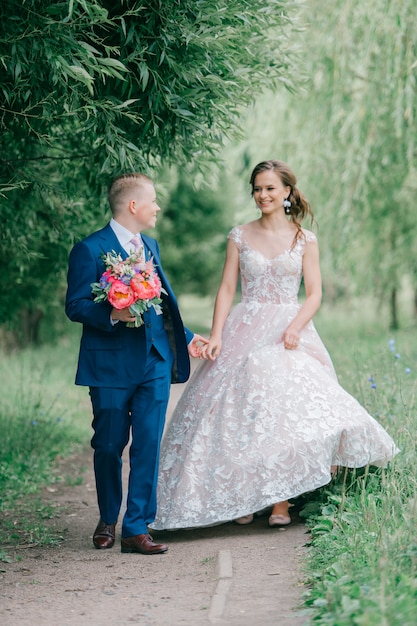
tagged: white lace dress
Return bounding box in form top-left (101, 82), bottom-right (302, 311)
top-left (151, 227), bottom-right (398, 530)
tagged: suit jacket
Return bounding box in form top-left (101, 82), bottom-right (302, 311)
top-left (65, 223), bottom-right (193, 387)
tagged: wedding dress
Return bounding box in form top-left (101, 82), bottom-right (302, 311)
top-left (151, 227), bottom-right (399, 530)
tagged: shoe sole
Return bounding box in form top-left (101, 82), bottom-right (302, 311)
top-left (233, 515), bottom-right (254, 525)
top-left (121, 546), bottom-right (168, 554)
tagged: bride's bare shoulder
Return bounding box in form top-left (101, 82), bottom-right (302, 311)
top-left (240, 220), bottom-right (260, 233)
top-left (301, 228), bottom-right (318, 244)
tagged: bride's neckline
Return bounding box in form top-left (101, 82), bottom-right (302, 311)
top-left (244, 242), bottom-right (293, 261)
top-left (239, 225), bottom-right (299, 261)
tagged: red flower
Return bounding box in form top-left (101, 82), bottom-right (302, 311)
top-left (108, 280), bottom-right (136, 309)
top-left (131, 275), bottom-right (159, 300)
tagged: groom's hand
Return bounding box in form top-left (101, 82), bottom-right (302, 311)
top-left (188, 334), bottom-right (209, 358)
top-left (111, 306), bottom-right (136, 323)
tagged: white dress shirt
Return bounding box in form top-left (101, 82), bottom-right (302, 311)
top-left (108, 219), bottom-right (143, 325)
top-left (110, 218), bottom-right (143, 254)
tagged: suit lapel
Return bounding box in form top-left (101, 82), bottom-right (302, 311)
top-left (141, 238), bottom-right (151, 262)
top-left (98, 224), bottom-right (128, 259)
top-left (142, 236), bottom-right (161, 265)
top-left (142, 236), bottom-right (171, 294)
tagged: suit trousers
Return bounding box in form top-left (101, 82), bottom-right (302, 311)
top-left (89, 347), bottom-right (173, 536)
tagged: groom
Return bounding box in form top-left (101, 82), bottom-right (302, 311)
top-left (65, 173), bottom-right (206, 554)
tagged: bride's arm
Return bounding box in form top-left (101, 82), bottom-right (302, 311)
top-left (283, 238), bottom-right (322, 350)
top-left (202, 239), bottom-right (240, 361)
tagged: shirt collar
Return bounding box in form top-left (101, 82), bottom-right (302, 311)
top-left (110, 218), bottom-right (142, 249)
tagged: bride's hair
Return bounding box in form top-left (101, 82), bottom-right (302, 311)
top-left (249, 160), bottom-right (315, 243)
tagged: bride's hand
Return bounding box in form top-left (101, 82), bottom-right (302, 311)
top-left (202, 336), bottom-right (222, 361)
top-left (283, 327), bottom-right (300, 350)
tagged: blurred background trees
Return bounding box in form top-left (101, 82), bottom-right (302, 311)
top-left (0, 0), bottom-right (298, 346)
top-left (1, 0), bottom-right (417, 347)
top-left (156, 172), bottom-right (232, 296)
top-left (302, 0), bottom-right (417, 330)
top-left (229, 0), bottom-right (417, 330)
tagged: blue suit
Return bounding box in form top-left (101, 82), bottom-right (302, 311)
top-left (66, 223), bottom-right (192, 536)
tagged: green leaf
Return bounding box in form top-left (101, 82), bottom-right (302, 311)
top-left (99, 57), bottom-right (128, 72)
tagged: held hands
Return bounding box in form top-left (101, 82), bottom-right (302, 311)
top-left (201, 335), bottom-right (222, 361)
top-left (188, 334), bottom-right (209, 358)
top-left (111, 308), bottom-right (209, 358)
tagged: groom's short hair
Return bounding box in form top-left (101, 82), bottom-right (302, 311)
top-left (108, 173), bottom-right (153, 215)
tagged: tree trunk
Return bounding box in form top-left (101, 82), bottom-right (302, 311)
top-left (3, 309), bottom-right (45, 349)
top-left (0, 309), bottom-right (44, 351)
top-left (389, 287), bottom-right (399, 330)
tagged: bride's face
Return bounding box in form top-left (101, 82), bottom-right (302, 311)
top-left (253, 171), bottom-right (290, 215)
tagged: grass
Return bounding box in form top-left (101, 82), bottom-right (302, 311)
top-left (1, 296), bottom-right (416, 624)
top-left (0, 321), bottom-right (90, 551)
top-left (299, 301), bottom-right (417, 625)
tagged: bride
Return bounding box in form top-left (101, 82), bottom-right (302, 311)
top-left (151, 159), bottom-right (399, 531)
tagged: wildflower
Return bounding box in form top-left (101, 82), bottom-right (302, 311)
top-left (388, 338), bottom-right (396, 352)
top-left (395, 353), bottom-right (400, 359)
top-left (371, 383), bottom-right (377, 389)
top-left (405, 368), bottom-right (411, 374)
top-left (31, 420), bottom-right (37, 426)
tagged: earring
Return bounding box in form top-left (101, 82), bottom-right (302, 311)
top-left (283, 198), bottom-right (291, 215)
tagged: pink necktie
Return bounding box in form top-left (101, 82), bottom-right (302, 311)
top-left (130, 236), bottom-right (143, 255)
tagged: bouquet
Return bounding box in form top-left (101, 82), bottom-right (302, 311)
top-left (91, 249), bottom-right (166, 328)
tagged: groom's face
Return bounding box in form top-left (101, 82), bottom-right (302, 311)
top-left (130, 183), bottom-right (161, 231)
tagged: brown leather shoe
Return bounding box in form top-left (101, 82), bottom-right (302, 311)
top-left (93, 521), bottom-right (116, 549)
top-left (121, 533), bottom-right (168, 555)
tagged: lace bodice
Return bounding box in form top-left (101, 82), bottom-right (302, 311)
top-left (229, 226), bottom-right (317, 306)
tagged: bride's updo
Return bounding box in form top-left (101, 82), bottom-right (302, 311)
top-left (250, 160), bottom-right (315, 241)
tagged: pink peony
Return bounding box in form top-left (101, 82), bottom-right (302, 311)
top-left (131, 275), bottom-right (160, 300)
top-left (108, 280), bottom-right (136, 309)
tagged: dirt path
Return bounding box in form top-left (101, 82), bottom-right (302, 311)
top-left (0, 381), bottom-right (310, 626)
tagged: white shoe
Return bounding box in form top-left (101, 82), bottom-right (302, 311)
top-left (268, 503), bottom-right (293, 527)
top-left (268, 513), bottom-right (291, 527)
top-left (268, 514), bottom-right (291, 528)
top-left (234, 514), bottom-right (254, 525)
